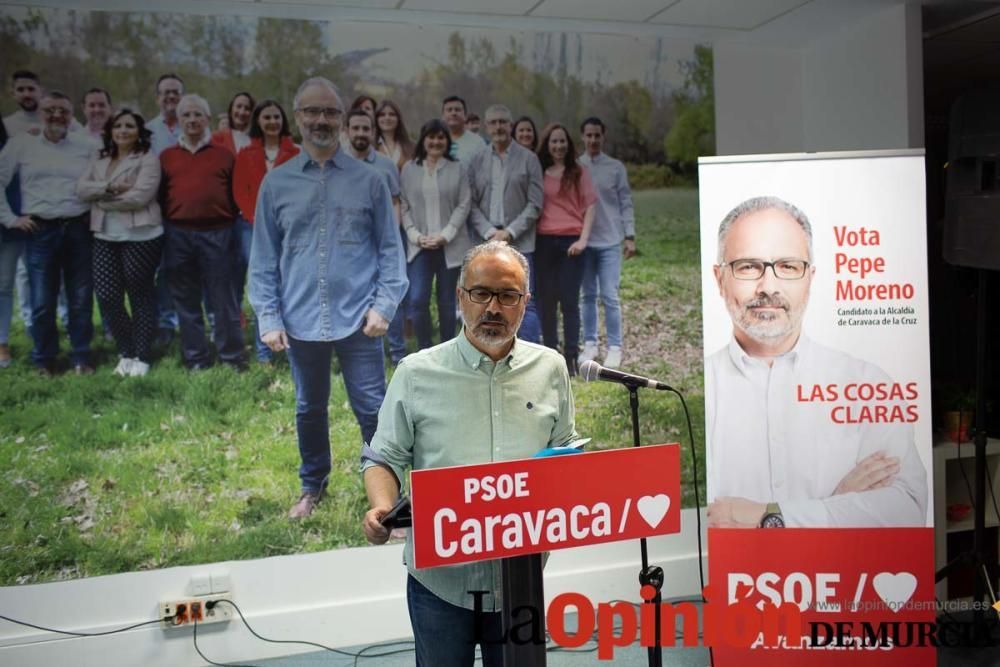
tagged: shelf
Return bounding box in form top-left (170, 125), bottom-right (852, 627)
top-left (945, 504), bottom-right (1000, 533)
top-left (934, 433), bottom-right (1000, 600)
top-left (932, 436), bottom-right (1000, 461)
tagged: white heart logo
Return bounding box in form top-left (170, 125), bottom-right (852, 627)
top-left (636, 494), bottom-right (671, 529)
top-left (872, 572), bottom-right (917, 613)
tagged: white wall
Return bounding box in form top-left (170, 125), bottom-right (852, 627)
top-left (715, 3), bottom-right (924, 155)
top-left (802, 3), bottom-right (924, 152)
top-left (714, 44), bottom-right (805, 155)
top-left (0, 509), bottom-right (709, 666)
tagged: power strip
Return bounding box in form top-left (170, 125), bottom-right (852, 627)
top-left (160, 594), bottom-right (233, 629)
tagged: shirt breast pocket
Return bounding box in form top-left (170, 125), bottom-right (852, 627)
top-left (283, 225), bottom-right (313, 249)
top-left (528, 398), bottom-right (559, 439)
top-left (334, 206), bottom-right (371, 245)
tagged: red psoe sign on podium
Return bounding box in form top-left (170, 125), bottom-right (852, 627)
top-left (411, 444), bottom-right (681, 569)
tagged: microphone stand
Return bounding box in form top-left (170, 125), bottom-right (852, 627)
top-left (626, 382), bottom-right (664, 667)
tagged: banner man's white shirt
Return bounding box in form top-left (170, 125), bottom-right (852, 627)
top-left (705, 334), bottom-right (928, 527)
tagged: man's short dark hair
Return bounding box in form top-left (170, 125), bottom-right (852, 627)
top-left (12, 70), bottom-right (39, 84)
top-left (580, 116), bottom-right (605, 133)
top-left (156, 73), bottom-right (184, 93)
top-left (467, 112), bottom-right (480, 123)
top-left (442, 95), bottom-right (467, 113)
top-left (346, 108), bottom-right (373, 128)
top-left (84, 87), bottom-right (112, 106)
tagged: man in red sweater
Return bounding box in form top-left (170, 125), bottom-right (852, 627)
top-left (159, 93), bottom-right (246, 370)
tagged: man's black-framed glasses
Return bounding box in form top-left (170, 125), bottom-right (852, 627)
top-left (460, 287), bottom-right (525, 307)
top-left (721, 258), bottom-right (810, 280)
top-left (297, 107), bottom-right (343, 121)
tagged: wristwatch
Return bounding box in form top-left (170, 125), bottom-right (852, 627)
top-left (759, 503), bottom-right (785, 528)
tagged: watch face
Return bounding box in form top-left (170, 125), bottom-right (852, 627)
top-left (761, 513), bottom-right (785, 528)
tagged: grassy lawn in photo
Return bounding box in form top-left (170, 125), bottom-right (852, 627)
top-left (0, 187), bottom-right (705, 586)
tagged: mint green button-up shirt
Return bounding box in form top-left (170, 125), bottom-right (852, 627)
top-left (363, 331), bottom-right (578, 610)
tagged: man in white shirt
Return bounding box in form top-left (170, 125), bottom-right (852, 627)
top-left (705, 196), bottom-right (927, 528)
top-left (0, 91), bottom-right (97, 375)
top-left (441, 95), bottom-right (484, 163)
top-left (81, 88), bottom-right (112, 141)
top-left (147, 73), bottom-right (184, 156)
top-left (577, 117), bottom-right (636, 369)
top-left (146, 73), bottom-right (184, 343)
top-left (6, 70), bottom-right (79, 334)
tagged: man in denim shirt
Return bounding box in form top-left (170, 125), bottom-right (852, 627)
top-left (249, 77), bottom-right (407, 519)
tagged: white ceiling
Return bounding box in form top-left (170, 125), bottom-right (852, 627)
top-left (10, 0), bottom-right (913, 46)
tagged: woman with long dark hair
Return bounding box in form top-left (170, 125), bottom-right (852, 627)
top-left (77, 109), bottom-right (163, 376)
top-left (534, 123), bottom-right (596, 375)
top-left (374, 100), bottom-right (414, 171)
top-left (233, 99), bottom-right (299, 363)
top-left (211, 91), bottom-right (255, 154)
top-left (513, 116), bottom-right (538, 152)
top-left (399, 119), bottom-right (471, 349)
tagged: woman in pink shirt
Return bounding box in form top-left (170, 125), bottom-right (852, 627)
top-left (535, 123), bottom-right (596, 375)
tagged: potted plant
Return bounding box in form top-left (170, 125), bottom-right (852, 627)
top-left (938, 384), bottom-right (976, 443)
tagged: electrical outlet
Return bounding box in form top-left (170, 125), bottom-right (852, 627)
top-left (188, 574), bottom-right (211, 596)
top-left (160, 593), bottom-right (233, 629)
top-left (210, 571), bottom-right (231, 593)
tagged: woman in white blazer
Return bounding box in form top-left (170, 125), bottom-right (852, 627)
top-left (77, 109), bottom-right (163, 376)
top-left (399, 119), bottom-right (472, 349)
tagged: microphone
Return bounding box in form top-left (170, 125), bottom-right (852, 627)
top-left (579, 360), bottom-right (674, 391)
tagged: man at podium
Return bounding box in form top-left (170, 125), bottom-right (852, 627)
top-left (361, 240), bottom-right (578, 666)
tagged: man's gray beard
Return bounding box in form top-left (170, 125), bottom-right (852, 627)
top-left (471, 327), bottom-right (514, 347)
top-left (306, 129), bottom-right (336, 148)
top-left (463, 312), bottom-right (522, 348)
top-left (737, 316), bottom-right (794, 342)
